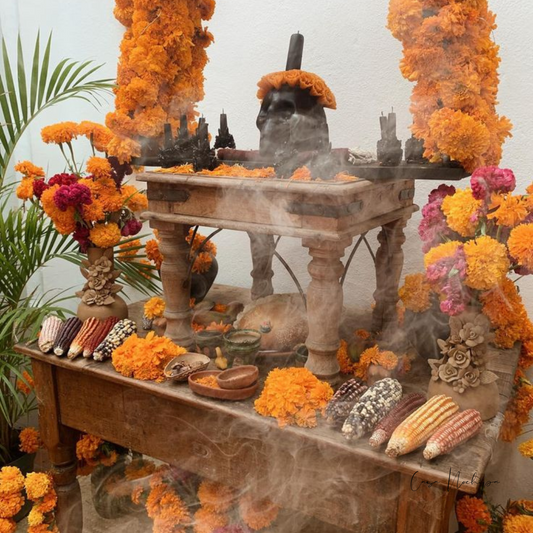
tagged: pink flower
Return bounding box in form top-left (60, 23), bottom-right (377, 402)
top-left (470, 166), bottom-right (516, 200)
top-left (53, 183), bottom-right (92, 211)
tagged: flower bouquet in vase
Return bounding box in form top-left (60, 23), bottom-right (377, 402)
top-left (15, 121), bottom-right (153, 321)
top-left (413, 167), bottom-right (533, 421)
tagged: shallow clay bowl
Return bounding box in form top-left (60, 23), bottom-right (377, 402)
top-left (189, 370), bottom-right (259, 400)
top-left (164, 353), bottom-right (210, 382)
top-left (216, 365), bottom-right (259, 390)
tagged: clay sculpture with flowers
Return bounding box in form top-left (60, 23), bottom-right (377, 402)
top-left (427, 311), bottom-right (499, 420)
top-left (76, 249), bottom-right (127, 321)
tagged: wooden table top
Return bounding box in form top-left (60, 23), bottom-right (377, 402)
top-left (16, 331), bottom-right (518, 495)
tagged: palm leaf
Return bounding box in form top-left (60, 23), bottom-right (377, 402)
top-left (0, 32), bottom-right (114, 184)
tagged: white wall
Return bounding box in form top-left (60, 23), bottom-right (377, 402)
top-left (2, 0), bottom-right (532, 510)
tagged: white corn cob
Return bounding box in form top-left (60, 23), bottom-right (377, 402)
top-left (342, 378), bottom-right (402, 441)
top-left (38, 316), bottom-right (63, 353)
top-left (386, 395), bottom-right (459, 458)
top-left (423, 409), bottom-right (482, 460)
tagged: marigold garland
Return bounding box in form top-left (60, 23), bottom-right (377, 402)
top-left (112, 331), bottom-right (186, 382)
top-left (254, 367), bottom-right (333, 428)
top-left (0, 466), bottom-right (24, 531)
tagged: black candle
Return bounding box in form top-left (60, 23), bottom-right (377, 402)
top-left (179, 114), bottom-right (188, 140)
top-left (380, 113), bottom-right (387, 139)
top-left (163, 123), bottom-right (173, 149)
top-left (220, 111), bottom-right (228, 133)
top-left (286, 32), bottom-right (304, 70)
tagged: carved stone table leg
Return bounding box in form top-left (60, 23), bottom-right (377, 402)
top-left (32, 359), bottom-right (82, 533)
top-left (303, 237), bottom-right (352, 379)
top-left (151, 221), bottom-right (195, 350)
top-left (372, 217), bottom-right (409, 335)
top-left (248, 232), bottom-right (275, 300)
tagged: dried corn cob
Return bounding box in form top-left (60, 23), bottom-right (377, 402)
top-left (342, 378), bottom-right (402, 441)
top-left (93, 319), bottom-right (137, 362)
top-left (325, 379), bottom-right (368, 426)
top-left (369, 392), bottom-right (426, 447)
top-left (423, 409), bottom-right (482, 460)
top-left (38, 316), bottom-right (63, 353)
top-left (68, 317), bottom-right (102, 360)
top-left (53, 317), bottom-right (83, 357)
top-left (386, 395), bottom-right (459, 458)
top-left (83, 316), bottom-right (119, 358)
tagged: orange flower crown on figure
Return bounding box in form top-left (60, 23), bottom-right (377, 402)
top-left (257, 70), bottom-right (337, 110)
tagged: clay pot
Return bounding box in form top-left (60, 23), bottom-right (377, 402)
top-left (77, 247), bottom-right (128, 322)
top-left (188, 371), bottom-right (259, 400)
top-left (427, 379), bottom-right (499, 421)
top-left (216, 366), bottom-right (259, 390)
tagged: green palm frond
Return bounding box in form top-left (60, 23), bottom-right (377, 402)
top-left (0, 32), bottom-right (114, 184)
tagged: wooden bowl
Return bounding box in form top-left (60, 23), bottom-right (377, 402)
top-left (216, 365), bottom-right (259, 390)
top-left (164, 353), bottom-right (211, 382)
top-left (189, 370), bottom-right (259, 400)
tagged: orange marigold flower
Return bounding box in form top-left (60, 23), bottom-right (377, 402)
top-left (19, 427), bottom-right (41, 454)
top-left (36, 490), bottom-right (57, 514)
top-left (14, 161), bottom-right (44, 178)
top-left (106, 135), bottom-right (141, 164)
top-left (456, 496), bottom-right (492, 533)
top-left (518, 439), bottom-right (533, 458)
top-left (76, 434), bottom-right (104, 464)
top-left (441, 188), bottom-right (483, 237)
top-left (197, 480), bottom-right (235, 513)
top-left (212, 303), bottom-right (228, 313)
top-left (144, 297), bottom-right (166, 320)
top-left (424, 241), bottom-right (462, 269)
top-left (16, 178), bottom-right (35, 201)
top-left (0, 467), bottom-right (24, 495)
top-left (40, 185), bottom-right (77, 235)
top-left (336, 339), bottom-right (354, 374)
top-left (0, 492), bottom-right (24, 519)
top-left (289, 166), bottom-right (312, 181)
top-left (16, 370), bottom-right (34, 395)
top-left (354, 345), bottom-right (381, 381)
top-left (118, 239), bottom-right (141, 261)
top-left (89, 222), bottom-right (122, 248)
top-left (78, 121), bottom-right (113, 153)
top-left (27, 508), bottom-right (44, 527)
top-left (86, 156), bottom-right (112, 179)
top-left (112, 331), bottom-right (186, 382)
top-left (24, 473), bottom-right (52, 501)
top-left (503, 514), bottom-right (533, 532)
top-left (204, 321), bottom-right (231, 334)
top-left (41, 121), bottom-right (79, 144)
top-left (0, 518), bottom-right (16, 533)
top-left (488, 194), bottom-right (529, 228)
top-left (146, 239), bottom-right (164, 270)
top-left (131, 486), bottom-right (144, 505)
top-left (121, 185), bottom-right (148, 212)
top-left (254, 367), bottom-right (333, 428)
top-left (193, 507), bottom-right (228, 533)
top-left (192, 252), bottom-right (213, 274)
top-left (125, 458), bottom-right (156, 481)
top-left (239, 493), bottom-right (280, 531)
top-left (399, 273), bottom-right (432, 312)
top-left (508, 224), bottom-right (533, 271)
top-left (377, 350), bottom-right (399, 371)
top-left (355, 329), bottom-right (371, 340)
top-left (154, 164), bottom-right (194, 174)
top-left (464, 236), bottom-right (509, 291)
top-left (186, 229), bottom-right (217, 256)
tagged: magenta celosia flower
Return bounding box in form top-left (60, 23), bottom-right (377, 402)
top-left (53, 183), bottom-right (92, 211)
top-left (73, 225), bottom-right (91, 253)
top-left (470, 166), bottom-right (516, 200)
top-left (418, 185), bottom-right (457, 251)
top-left (121, 218), bottom-right (142, 237)
top-left (32, 179), bottom-right (49, 199)
top-left (48, 173), bottom-right (79, 187)
top-left (428, 184), bottom-right (456, 203)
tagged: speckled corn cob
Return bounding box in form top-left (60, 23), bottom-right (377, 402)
top-left (369, 392), bottom-right (426, 447)
top-left (68, 317), bottom-right (102, 360)
top-left (342, 378), bottom-right (402, 441)
top-left (83, 316), bottom-right (119, 358)
top-left (386, 395), bottom-right (459, 458)
top-left (53, 317), bottom-right (83, 357)
top-left (38, 316), bottom-right (63, 353)
top-left (325, 379), bottom-right (368, 426)
top-left (93, 319), bottom-right (137, 362)
top-left (423, 409), bottom-right (482, 460)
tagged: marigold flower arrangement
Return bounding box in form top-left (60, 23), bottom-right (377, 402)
top-left (106, 0), bottom-right (215, 162)
top-left (112, 331), bottom-right (186, 382)
top-left (353, 345), bottom-right (407, 381)
top-left (25, 472), bottom-right (59, 533)
top-left (76, 433), bottom-right (121, 476)
top-left (0, 466), bottom-right (25, 533)
top-left (388, 0), bottom-right (512, 171)
top-left (15, 120), bottom-right (148, 255)
top-left (254, 367), bottom-right (333, 428)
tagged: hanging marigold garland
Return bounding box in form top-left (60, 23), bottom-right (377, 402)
top-left (107, 0), bottom-right (216, 162)
top-left (387, 0), bottom-right (512, 172)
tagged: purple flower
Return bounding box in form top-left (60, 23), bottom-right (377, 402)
top-left (428, 184), bottom-right (456, 203)
top-left (108, 156), bottom-right (133, 188)
top-left (73, 225), bottom-right (91, 253)
top-left (470, 166), bottom-right (516, 200)
top-left (53, 183), bottom-right (92, 211)
top-left (48, 173), bottom-right (79, 187)
top-left (121, 218), bottom-right (143, 237)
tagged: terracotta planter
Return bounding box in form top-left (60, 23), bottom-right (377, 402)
top-left (9, 452), bottom-right (36, 522)
top-left (77, 247), bottom-right (128, 322)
